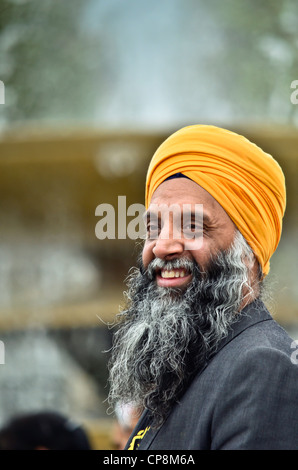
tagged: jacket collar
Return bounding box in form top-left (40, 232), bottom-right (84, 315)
top-left (215, 297), bottom-right (272, 353)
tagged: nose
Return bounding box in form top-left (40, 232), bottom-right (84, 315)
top-left (152, 225), bottom-right (185, 260)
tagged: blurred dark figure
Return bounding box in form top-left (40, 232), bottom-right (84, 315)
top-left (0, 411), bottom-right (91, 450)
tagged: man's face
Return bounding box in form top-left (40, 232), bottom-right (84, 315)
top-left (142, 177), bottom-right (237, 288)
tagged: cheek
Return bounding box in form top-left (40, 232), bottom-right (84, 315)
top-left (188, 237), bottom-right (213, 267)
top-left (142, 241), bottom-right (155, 268)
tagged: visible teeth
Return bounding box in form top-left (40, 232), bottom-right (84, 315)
top-left (161, 269), bottom-right (187, 278)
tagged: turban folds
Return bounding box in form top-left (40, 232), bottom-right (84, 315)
top-left (145, 125), bottom-right (286, 276)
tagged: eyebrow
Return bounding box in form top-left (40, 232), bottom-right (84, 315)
top-left (143, 209), bottom-right (213, 225)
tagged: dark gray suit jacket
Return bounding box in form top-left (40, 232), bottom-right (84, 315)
top-left (126, 300), bottom-right (298, 450)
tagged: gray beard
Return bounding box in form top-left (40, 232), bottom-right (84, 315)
top-left (108, 231), bottom-right (256, 428)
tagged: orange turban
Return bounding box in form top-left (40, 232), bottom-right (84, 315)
top-left (145, 125), bottom-right (286, 276)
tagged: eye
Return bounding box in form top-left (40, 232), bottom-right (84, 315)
top-left (184, 222), bottom-right (197, 231)
top-left (183, 222), bottom-right (203, 233)
top-left (146, 222), bottom-right (160, 239)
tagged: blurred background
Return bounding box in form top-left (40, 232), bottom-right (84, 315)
top-left (0, 0), bottom-right (297, 449)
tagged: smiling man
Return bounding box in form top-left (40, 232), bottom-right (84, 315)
top-left (108, 125), bottom-right (298, 450)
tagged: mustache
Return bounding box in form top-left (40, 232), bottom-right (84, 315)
top-left (141, 256), bottom-right (198, 280)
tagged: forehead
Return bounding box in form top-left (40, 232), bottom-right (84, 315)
top-left (149, 177), bottom-right (223, 214)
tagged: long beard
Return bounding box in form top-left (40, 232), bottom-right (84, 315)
top-left (108, 232), bottom-right (255, 428)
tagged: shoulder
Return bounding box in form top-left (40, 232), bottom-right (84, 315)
top-left (218, 299), bottom-right (295, 360)
top-left (212, 304), bottom-right (297, 383)
top-left (219, 334), bottom-right (298, 392)
top-left (208, 308), bottom-right (298, 449)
